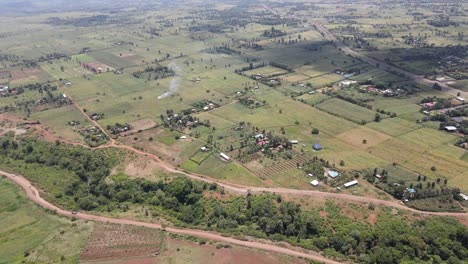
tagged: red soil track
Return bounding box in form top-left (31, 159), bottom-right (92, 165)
top-left (1, 170), bottom-right (342, 264)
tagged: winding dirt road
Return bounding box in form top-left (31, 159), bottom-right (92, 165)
top-left (0, 170), bottom-right (342, 264)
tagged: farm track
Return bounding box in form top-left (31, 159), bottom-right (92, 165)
top-left (1, 170), bottom-right (342, 264)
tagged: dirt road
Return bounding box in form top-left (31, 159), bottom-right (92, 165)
top-left (0, 170), bottom-right (342, 264)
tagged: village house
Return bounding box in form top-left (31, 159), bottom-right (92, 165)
top-left (344, 180), bottom-right (358, 188)
top-left (327, 170), bottom-right (340, 179)
top-left (339, 80), bottom-right (357, 87)
top-left (444, 126), bottom-right (457, 132)
top-left (220, 152), bottom-right (230, 162)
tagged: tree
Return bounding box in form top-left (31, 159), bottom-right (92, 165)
top-left (374, 113), bottom-right (381, 122)
top-left (78, 196), bottom-right (98, 210)
top-left (311, 128), bottom-right (319, 134)
top-left (433, 82), bottom-right (442, 91)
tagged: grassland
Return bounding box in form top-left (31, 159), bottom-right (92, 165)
top-left (0, 177), bottom-right (92, 264)
top-left (315, 98), bottom-right (377, 123)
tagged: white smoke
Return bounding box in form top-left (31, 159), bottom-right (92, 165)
top-left (158, 61), bottom-right (181, 100)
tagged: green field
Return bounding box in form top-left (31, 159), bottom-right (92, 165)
top-left (0, 178), bottom-right (92, 264)
top-left (315, 98), bottom-right (378, 123)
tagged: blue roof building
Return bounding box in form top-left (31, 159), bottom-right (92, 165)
top-left (313, 143), bottom-right (322, 150)
top-left (328, 171), bottom-right (340, 178)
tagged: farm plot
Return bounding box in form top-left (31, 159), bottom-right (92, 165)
top-left (369, 138), bottom-right (427, 164)
top-left (336, 126), bottom-right (392, 150)
top-left (401, 152), bottom-right (468, 192)
top-left (31, 105), bottom-right (90, 143)
top-left (306, 73), bottom-right (344, 87)
top-left (9, 67), bottom-right (52, 86)
top-left (89, 51), bottom-right (137, 69)
top-left (80, 224), bottom-right (163, 262)
top-left (256, 154), bottom-right (309, 178)
top-left (366, 117), bottom-right (421, 137)
top-left (297, 93), bottom-right (331, 106)
top-left (157, 235), bottom-right (308, 264)
top-left (40, 60), bottom-right (92, 80)
top-left (315, 98), bottom-right (377, 123)
top-left (0, 178), bottom-right (92, 264)
top-left (397, 128), bottom-right (458, 150)
top-left (189, 150), bottom-right (213, 164)
top-left (269, 168), bottom-right (314, 189)
top-left (242, 65), bottom-right (288, 76)
top-left (181, 155), bottom-right (264, 187)
top-left (317, 150), bottom-right (389, 170)
top-left (127, 118), bottom-right (157, 133)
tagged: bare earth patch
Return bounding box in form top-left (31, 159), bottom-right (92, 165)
top-left (80, 224), bottom-right (162, 262)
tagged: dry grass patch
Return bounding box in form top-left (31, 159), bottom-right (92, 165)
top-left (337, 126), bottom-right (392, 150)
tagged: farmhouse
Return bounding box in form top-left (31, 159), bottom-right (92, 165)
top-left (290, 140), bottom-right (299, 144)
top-left (310, 180), bottom-right (319, 187)
top-left (456, 97), bottom-right (465, 103)
top-left (0, 85), bottom-right (9, 92)
top-left (339, 80), bottom-right (357, 87)
top-left (254, 133), bottom-right (264, 139)
top-left (180, 135), bottom-right (187, 140)
top-left (313, 143), bottom-right (322, 151)
top-left (460, 193), bottom-right (468, 201)
top-left (220, 152), bottom-right (230, 161)
top-left (344, 180), bottom-right (358, 188)
top-left (327, 170), bottom-right (340, 179)
top-left (201, 146), bottom-right (208, 152)
top-left (444, 126), bottom-right (457, 132)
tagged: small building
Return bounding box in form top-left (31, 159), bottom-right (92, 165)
top-left (313, 143), bottom-right (322, 151)
top-left (65, 82), bottom-right (72, 86)
top-left (344, 180), bottom-right (358, 188)
top-left (220, 152), bottom-right (230, 161)
top-left (201, 146), bottom-right (208, 152)
top-left (339, 80), bottom-right (357, 87)
top-left (290, 140), bottom-right (299, 144)
top-left (406, 188), bottom-right (416, 194)
top-left (307, 173), bottom-right (313, 177)
top-left (328, 170), bottom-right (340, 179)
top-left (456, 97), bottom-right (465, 103)
top-left (254, 133), bottom-right (264, 139)
top-left (444, 126), bottom-right (457, 132)
top-left (310, 180), bottom-right (319, 187)
top-left (180, 135), bottom-right (187, 140)
top-left (460, 193), bottom-right (468, 201)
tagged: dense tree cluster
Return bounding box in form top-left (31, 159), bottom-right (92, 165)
top-left (132, 65), bottom-right (175, 80)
